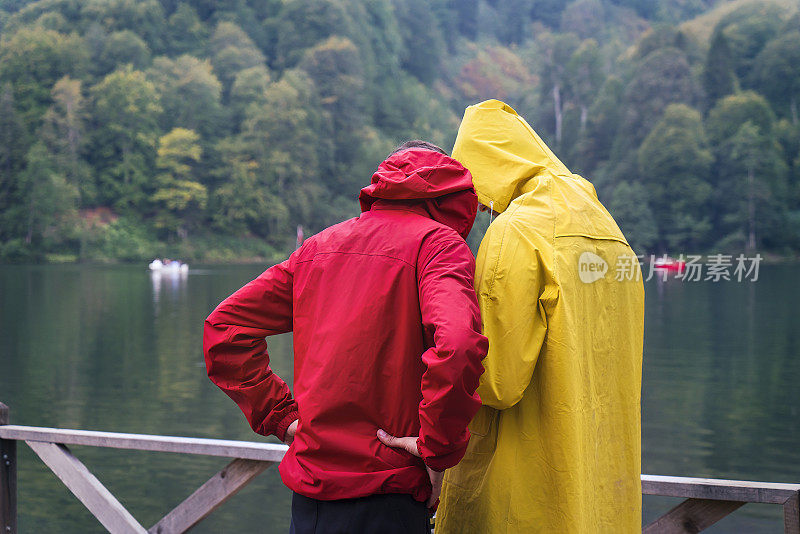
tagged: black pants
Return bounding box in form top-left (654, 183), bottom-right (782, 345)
top-left (289, 491), bottom-right (430, 534)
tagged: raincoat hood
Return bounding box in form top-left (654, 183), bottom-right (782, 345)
top-left (453, 99), bottom-right (572, 214)
top-left (360, 148), bottom-right (478, 239)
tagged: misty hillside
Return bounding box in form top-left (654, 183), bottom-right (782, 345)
top-left (0, 0), bottom-right (798, 261)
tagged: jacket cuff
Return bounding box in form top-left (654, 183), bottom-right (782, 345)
top-left (417, 436), bottom-right (467, 472)
top-left (275, 410), bottom-right (299, 442)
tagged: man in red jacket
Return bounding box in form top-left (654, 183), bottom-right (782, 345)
top-left (204, 141), bottom-right (488, 533)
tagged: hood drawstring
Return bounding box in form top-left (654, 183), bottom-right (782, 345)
top-left (489, 201), bottom-right (494, 225)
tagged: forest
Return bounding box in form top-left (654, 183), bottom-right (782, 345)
top-left (0, 0), bottom-right (799, 262)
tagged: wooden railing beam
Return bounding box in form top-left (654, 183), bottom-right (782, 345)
top-left (643, 498), bottom-right (745, 533)
top-left (642, 474), bottom-right (800, 504)
top-left (149, 458), bottom-right (272, 534)
top-left (0, 425), bottom-right (288, 462)
top-left (26, 441), bottom-right (146, 534)
top-left (3, 409), bottom-right (800, 534)
top-left (785, 492), bottom-right (800, 534)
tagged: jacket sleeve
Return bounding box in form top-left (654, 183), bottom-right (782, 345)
top-left (203, 257), bottom-right (298, 441)
top-left (475, 216), bottom-right (548, 410)
top-left (416, 235), bottom-right (488, 472)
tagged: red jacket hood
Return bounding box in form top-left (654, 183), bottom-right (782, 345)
top-left (359, 148), bottom-right (478, 239)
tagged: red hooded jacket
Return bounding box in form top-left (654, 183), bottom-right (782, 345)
top-left (204, 148), bottom-right (488, 503)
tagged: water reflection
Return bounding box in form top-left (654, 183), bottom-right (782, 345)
top-left (149, 268), bottom-right (188, 310)
top-left (1, 264), bottom-right (798, 532)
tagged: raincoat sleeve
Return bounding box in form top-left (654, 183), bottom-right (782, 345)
top-left (476, 217), bottom-right (548, 410)
top-left (416, 235), bottom-right (488, 472)
top-left (203, 257), bottom-right (298, 442)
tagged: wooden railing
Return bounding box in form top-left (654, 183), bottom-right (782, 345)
top-left (0, 403), bottom-right (285, 533)
top-left (1, 402), bottom-right (799, 533)
top-left (642, 475), bottom-right (800, 534)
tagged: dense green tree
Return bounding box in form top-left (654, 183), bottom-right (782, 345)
top-left (84, 22), bottom-right (107, 62)
top-left (716, 121), bottom-right (789, 251)
top-left (312, 0), bottom-right (402, 127)
top-left (493, 0), bottom-right (533, 45)
top-left (610, 0), bottom-right (715, 23)
top-left (384, 72), bottom-right (458, 148)
top-left (272, 0), bottom-right (348, 70)
top-left (1, 0), bottom-right (85, 32)
top-left (0, 83), bottom-right (27, 239)
top-left (152, 128), bottom-right (207, 239)
top-left (0, 27), bottom-right (89, 121)
top-left (229, 64), bottom-right (271, 126)
top-left (566, 38), bottom-right (602, 134)
top-left (632, 25), bottom-right (685, 60)
top-left (598, 46), bottom-right (700, 193)
top-left (540, 32), bottom-right (580, 149)
top-left (560, 0), bottom-right (605, 39)
top-left (96, 30), bottom-right (151, 74)
top-left (90, 66), bottom-right (162, 211)
top-left (774, 119), bottom-right (800, 207)
top-left (578, 76), bottom-right (623, 178)
top-left (392, 0), bottom-right (446, 83)
top-left (728, 122), bottom-right (766, 252)
top-left (529, 0), bottom-right (566, 28)
top-left (795, 150), bottom-right (800, 209)
top-left (608, 180), bottom-right (658, 254)
top-left (208, 21), bottom-right (266, 89)
top-left (456, 42), bottom-right (537, 102)
top-left (0, 83), bottom-right (26, 180)
top-left (39, 76), bottom-right (94, 204)
top-left (653, 0), bottom-right (711, 24)
top-left (607, 0), bottom-right (656, 19)
top-left (783, 11), bottom-right (800, 34)
top-left (638, 104), bottom-right (713, 251)
top-left (166, 3), bottom-right (207, 56)
top-left (80, 0), bottom-right (166, 53)
top-left (707, 93), bottom-right (788, 251)
top-left (17, 141), bottom-right (78, 247)
top-left (148, 55), bottom-right (223, 138)
top-left (713, 2), bottom-right (788, 82)
top-left (451, 0), bottom-right (478, 39)
top-left (211, 141), bottom-right (287, 237)
top-left (29, 10), bottom-right (68, 32)
top-left (753, 31), bottom-right (800, 124)
top-left (614, 47), bottom-right (700, 157)
top-left (300, 36), bottom-right (366, 190)
top-left (703, 30), bottom-right (736, 108)
top-left (230, 69), bottom-right (332, 239)
top-left (706, 91), bottom-right (775, 145)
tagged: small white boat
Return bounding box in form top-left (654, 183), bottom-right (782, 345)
top-left (149, 259), bottom-right (189, 273)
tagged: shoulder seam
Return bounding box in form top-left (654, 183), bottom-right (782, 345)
top-left (296, 250), bottom-right (415, 267)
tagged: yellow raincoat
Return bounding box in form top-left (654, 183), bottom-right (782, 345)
top-left (437, 100), bottom-right (644, 533)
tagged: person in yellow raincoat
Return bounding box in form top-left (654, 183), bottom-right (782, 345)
top-left (435, 100), bottom-right (645, 533)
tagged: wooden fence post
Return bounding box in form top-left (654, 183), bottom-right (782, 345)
top-left (0, 403), bottom-right (17, 534)
top-left (785, 492), bottom-right (800, 534)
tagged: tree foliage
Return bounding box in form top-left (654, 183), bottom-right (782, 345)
top-left (753, 31), bottom-right (800, 124)
top-left (90, 65), bottom-right (162, 212)
top-left (152, 127), bottom-right (207, 238)
top-left (0, 0), bottom-right (799, 261)
top-left (703, 30), bottom-right (736, 107)
top-left (638, 104), bottom-right (713, 251)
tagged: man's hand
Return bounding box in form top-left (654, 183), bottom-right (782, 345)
top-left (284, 420), bottom-right (299, 445)
top-left (377, 429), bottom-right (444, 508)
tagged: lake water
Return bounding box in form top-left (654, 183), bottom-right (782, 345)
top-left (1, 262), bottom-right (799, 533)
